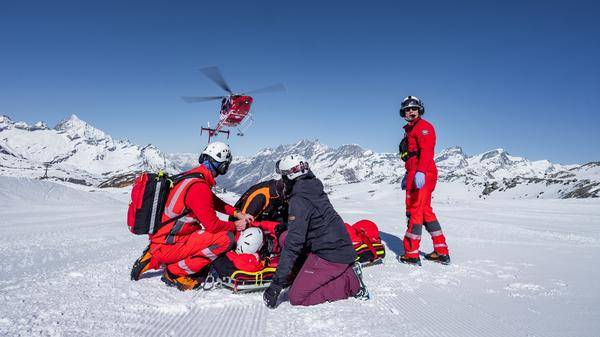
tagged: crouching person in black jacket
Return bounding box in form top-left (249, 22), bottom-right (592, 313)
top-left (263, 155), bottom-right (369, 308)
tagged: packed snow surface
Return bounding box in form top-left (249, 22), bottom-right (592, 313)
top-left (1, 177), bottom-right (599, 337)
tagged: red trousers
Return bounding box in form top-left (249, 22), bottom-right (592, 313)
top-left (151, 229), bottom-right (234, 276)
top-left (403, 171), bottom-right (449, 258)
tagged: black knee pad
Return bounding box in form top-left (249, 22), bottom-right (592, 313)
top-left (226, 231), bottom-right (236, 251)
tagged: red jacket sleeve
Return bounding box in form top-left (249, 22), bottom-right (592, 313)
top-left (212, 193), bottom-right (237, 217)
top-left (185, 182), bottom-right (235, 233)
top-left (416, 122), bottom-right (436, 173)
top-left (251, 220), bottom-right (279, 234)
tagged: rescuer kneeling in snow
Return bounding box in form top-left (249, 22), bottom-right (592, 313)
top-left (397, 96), bottom-right (451, 266)
top-left (130, 141), bottom-right (253, 290)
top-left (263, 155), bottom-right (369, 308)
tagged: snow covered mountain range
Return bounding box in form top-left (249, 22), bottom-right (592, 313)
top-left (1, 114), bottom-right (598, 198)
top-left (215, 140), bottom-right (599, 199)
top-left (0, 114), bottom-right (177, 187)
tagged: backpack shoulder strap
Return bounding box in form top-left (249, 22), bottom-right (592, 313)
top-left (170, 172), bottom-right (205, 185)
top-left (160, 173), bottom-right (206, 228)
top-left (359, 230), bottom-right (379, 261)
top-left (180, 173), bottom-right (207, 203)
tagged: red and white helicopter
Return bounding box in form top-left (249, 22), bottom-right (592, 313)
top-left (182, 66), bottom-right (286, 142)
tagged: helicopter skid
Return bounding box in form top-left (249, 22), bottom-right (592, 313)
top-left (201, 127), bottom-right (230, 142)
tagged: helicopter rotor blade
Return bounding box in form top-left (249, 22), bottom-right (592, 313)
top-left (243, 83), bottom-right (287, 95)
top-left (199, 66), bottom-right (233, 94)
top-left (181, 96), bottom-right (225, 103)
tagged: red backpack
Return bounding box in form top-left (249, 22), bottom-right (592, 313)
top-left (127, 171), bottom-right (204, 235)
top-left (353, 219), bottom-right (381, 258)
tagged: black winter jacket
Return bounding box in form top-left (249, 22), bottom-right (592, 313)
top-left (273, 172), bottom-right (356, 286)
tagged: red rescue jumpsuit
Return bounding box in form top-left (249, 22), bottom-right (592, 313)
top-left (402, 117), bottom-right (449, 258)
top-left (148, 165), bottom-right (237, 276)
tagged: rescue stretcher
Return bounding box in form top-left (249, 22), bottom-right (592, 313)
top-left (212, 243), bottom-right (386, 293)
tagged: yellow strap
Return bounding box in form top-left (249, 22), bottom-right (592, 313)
top-left (230, 267), bottom-right (276, 279)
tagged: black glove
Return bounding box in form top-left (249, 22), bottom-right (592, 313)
top-left (274, 223), bottom-right (288, 238)
top-left (263, 282), bottom-right (283, 309)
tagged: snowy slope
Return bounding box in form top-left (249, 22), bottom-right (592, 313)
top-left (1, 178), bottom-right (599, 337)
top-left (0, 176), bottom-right (123, 205)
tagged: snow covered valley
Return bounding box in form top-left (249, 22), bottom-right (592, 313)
top-left (1, 176), bottom-right (599, 337)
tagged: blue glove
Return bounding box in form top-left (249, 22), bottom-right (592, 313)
top-left (414, 171), bottom-right (425, 189)
top-left (401, 174), bottom-right (407, 190)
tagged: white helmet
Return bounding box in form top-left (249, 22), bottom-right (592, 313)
top-left (199, 141), bottom-right (232, 175)
top-left (236, 227), bottom-right (264, 254)
top-left (276, 154), bottom-right (310, 180)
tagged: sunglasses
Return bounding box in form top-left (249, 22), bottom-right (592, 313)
top-left (403, 106), bottom-right (420, 112)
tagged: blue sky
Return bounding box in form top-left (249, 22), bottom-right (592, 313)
top-left (1, 0), bottom-right (598, 164)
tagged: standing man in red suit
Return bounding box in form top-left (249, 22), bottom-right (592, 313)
top-left (397, 96), bottom-right (451, 266)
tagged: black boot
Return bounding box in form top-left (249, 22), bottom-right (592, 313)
top-left (351, 262), bottom-right (370, 300)
top-left (424, 251), bottom-right (451, 265)
top-left (397, 255), bottom-right (422, 266)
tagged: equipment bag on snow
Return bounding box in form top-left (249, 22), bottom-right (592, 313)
top-left (127, 171), bottom-right (204, 235)
top-left (349, 220), bottom-right (386, 266)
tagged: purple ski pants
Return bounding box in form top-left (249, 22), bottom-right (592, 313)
top-left (288, 253), bottom-right (360, 306)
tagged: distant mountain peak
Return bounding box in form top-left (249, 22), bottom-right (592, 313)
top-left (335, 144), bottom-right (366, 157)
top-left (31, 121), bottom-right (48, 131)
top-left (0, 115), bottom-right (13, 123)
top-left (437, 146), bottom-right (466, 156)
top-left (0, 115), bottom-right (15, 131)
top-left (0, 113), bottom-right (178, 186)
top-left (54, 114), bottom-right (111, 143)
top-left (436, 145), bottom-right (469, 169)
top-left (291, 138), bottom-right (326, 150)
top-left (481, 148), bottom-right (508, 157)
top-left (448, 145), bottom-right (465, 152)
top-left (296, 138), bottom-right (318, 146)
top-left (54, 114), bottom-right (87, 130)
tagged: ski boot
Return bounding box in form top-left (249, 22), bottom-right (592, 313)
top-left (161, 269), bottom-right (202, 291)
top-left (130, 245), bottom-right (153, 281)
top-left (351, 262), bottom-right (370, 300)
top-left (397, 255), bottom-right (422, 266)
top-left (424, 251), bottom-right (451, 265)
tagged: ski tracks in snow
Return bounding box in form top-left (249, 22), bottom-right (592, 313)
top-left (1, 186), bottom-right (599, 336)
